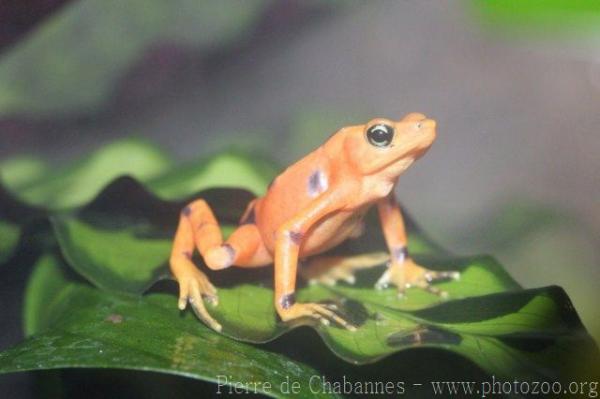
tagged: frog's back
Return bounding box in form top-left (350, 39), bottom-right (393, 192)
top-left (254, 147), bottom-right (332, 250)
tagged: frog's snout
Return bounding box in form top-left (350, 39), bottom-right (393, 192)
top-left (412, 116), bottom-right (437, 151)
top-left (403, 112), bottom-right (427, 122)
top-left (418, 118), bottom-right (436, 130)
top-left (401, 113), bottom-right (436, 132)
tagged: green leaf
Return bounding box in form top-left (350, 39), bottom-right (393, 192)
top-left (407, 287), bottom-right (600, 380)
top-left (148, 150), bottom-right (278, 199)
top-left (203, 272), bottom-right (600, 380)
top-left (3, 254), bottom-right (335, 399)
top-left (48, 173), bottom-right (600, 379)
top-left (48, 148), bottom-right (276, 293)
top-left (0, 181), bottom-right (45, 264)
top-left (50, 189), bottom-right (248, 293)
top-left (0, 142), bottom-right (275, 265)
top-left (0, 156), bottom-right (48, 262)
top-left (0, 138), bottom-right (172, 262)
top-left (0, 219), bottom-right (20, 263)
top-left (22, 253), bottom-right (68, 337)
top-left (0, 156), bottom-right (47, 190)
top-left (51, 157), bottom-right (270, 293)
top-left (471, 0), bottom-right (600, 37)
top-left (4, 138), bottom-right (172, 210)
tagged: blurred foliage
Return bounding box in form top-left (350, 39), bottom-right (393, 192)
top-left (0, 138), bottom-right (174, 263)
top-left (3, 138), bottom-right (172, 209)
top-left (0, 220), bottom-right (19, 263)
top-left (472, 0), bottom-right (600, 36)
top-left (0, 156), bottom-right (47, 190)
top-left (148, 150), bottom-right (278, 199)
top-left (51, 154), bottom-right (274, 293)
top-left (0, 138), bottom-right (277, 265)
top-left (0, 0), bottom-right (268, 117)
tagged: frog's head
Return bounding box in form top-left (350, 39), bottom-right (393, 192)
top-left (341, 113), bottom-right (436, 177)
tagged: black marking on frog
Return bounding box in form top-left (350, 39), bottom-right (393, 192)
top-left (280, 293), bottom-right (296, 309)
top-left (289, 230), bottom-right (303, 246)
top-left (307, 169), bottom-right (328, 198)
top-left (392, 246), bottom-right (409, 264)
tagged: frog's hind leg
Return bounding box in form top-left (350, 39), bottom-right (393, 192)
top-left (222, 223), bottom-right (273, 268)
top-left (300, 252), bottom-right (390, 286)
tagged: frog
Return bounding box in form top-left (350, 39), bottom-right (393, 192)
top-left (170, 112), bottom-right (459, 332)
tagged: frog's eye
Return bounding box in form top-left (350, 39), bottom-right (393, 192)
top-left (366, 124), bottom-right (394, 148)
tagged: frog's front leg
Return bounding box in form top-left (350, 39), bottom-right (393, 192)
top-left (170, 199), bottom-right (270, 332)
top-left (375, 192), bottom-right (459, 298)
top-left (170, 200), bottom-right (222, 331)
top-left (274, 192), bottom-right (356, 331)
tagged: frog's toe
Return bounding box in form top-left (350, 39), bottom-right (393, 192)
top-left (279, 302), bottom-right (357, 331)
top-left (176, 269), bottom-right (222, 331)
top-left (303, 252), bottom-right (388, 287)
top-left (199, 278), bottom-right (219, 305)
top-left (307, 270), bottom-right (354, 286)
top-left (189, 282), bottom-right (222, 331)
top-left (330, 267), bottom-right (357, 285)
top-left (415, 280), bottom-right (449, 299)
top-left (309, 276), bottom-right (337, 286)
top-left (374, 268), bottom-right (392, 290)
top-left (375, 259), bottom-right (457, 299)
top-left (424, 270), bottom-right (460, 283)
top-left (408, 267), bottom-right (455, 299)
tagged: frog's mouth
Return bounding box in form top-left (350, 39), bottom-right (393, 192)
top-left (374, 121), bottom-right (436, 177)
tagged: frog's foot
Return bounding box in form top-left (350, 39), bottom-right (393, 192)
top-left (300, 252), bottom-right (389, 286)
top-left (176, 267), bottom-right (222, 332)
top-left (278, 302), bottom-right (357, 331)
top-left (375, 258), bottom-right (459, 299)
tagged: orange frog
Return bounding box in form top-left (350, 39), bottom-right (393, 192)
top-left (170, 113), bottom-right (458, 331)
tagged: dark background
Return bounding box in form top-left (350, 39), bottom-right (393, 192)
top-left (1, 1), bottom-right (599, 396)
